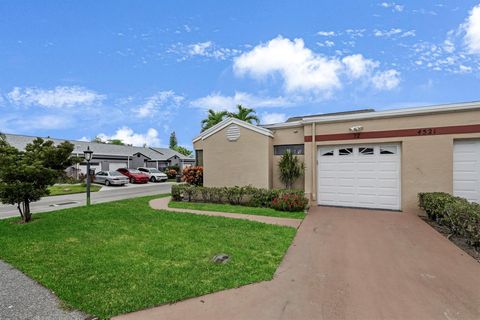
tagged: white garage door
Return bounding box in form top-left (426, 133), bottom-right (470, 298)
top-left (317, 144), bottom-right (401, 210)
top-left (79, 164), bottom-right (101, 175)
top-left (453, 140), bottom-right (480, 203)
top-left (108, 162), bottom-right (128, 171)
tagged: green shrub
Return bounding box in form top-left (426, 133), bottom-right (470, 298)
top-left (170, 184), bottom-right (308, 211)
top-left (171, 184), bottom-right (182, 201)
top-left (418, 192), bottom-right (463, 220)
top-left (418, 192), bottom-right (480, 247)
top-left (271, 193), bottom-right (309, 212)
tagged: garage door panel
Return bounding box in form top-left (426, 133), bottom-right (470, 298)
top-left (108, 162), bottom-right (128, 171)
top-left (318, 144), bottom-right (401, 210)
top-left (454, 140), bottom-right (480, 204)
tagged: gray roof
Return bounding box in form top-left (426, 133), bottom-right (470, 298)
top-left (3, 133), bottom-right (194, 162)
top-left (286, 109), bottom-right (375, 122)
top-left (150, 147), bottom-right (195, 161)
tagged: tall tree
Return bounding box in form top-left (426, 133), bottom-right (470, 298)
top-left (201, 109), bottom-right (228, 132)
top-left (0, 137), bottom-right (75, 223)
top-left (169, 131), bottom-right (178, 149)
top-left (229, 104), bottom-right (259, 124)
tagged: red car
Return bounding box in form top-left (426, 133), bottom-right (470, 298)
top-left (116, 168), bottom-right (149, 184)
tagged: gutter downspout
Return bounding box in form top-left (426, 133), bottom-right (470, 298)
top-left (311, 122), bottom-right (317, 202)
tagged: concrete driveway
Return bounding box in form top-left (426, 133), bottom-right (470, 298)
top-left (116, 206), bottom-right (480, 320)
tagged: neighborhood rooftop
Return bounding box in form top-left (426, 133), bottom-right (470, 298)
top-left (2, 132), bottom-right (193, 161)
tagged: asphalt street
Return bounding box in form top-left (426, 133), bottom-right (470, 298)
top-left (0, 182), bottom-right (173, 219)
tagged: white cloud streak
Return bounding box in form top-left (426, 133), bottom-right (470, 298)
top-left (7, 86), bottom-right (104, 108)
top-left (134, 91), bottom-right (184, 119)
top-left (190, 92), bottom-right (293, 112)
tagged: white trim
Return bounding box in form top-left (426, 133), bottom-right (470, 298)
top-left (262, 101), bottom-right (480, 129)
top-left (193, 117), bottom-right (273, 142)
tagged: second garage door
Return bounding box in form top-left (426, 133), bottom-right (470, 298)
top-left (108, 162), bottom-right (128, 171)
top-left (317, 144), bottom-right (401, 210)
top-left (453, 140), bottom-right (480, 203)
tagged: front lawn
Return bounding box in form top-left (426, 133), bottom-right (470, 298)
top-left (48, 184), bottom-right (102, 196)
top-left (168, 200), bottom-right (305, 219)
top-left (0, 195), bottom-right (296, 319)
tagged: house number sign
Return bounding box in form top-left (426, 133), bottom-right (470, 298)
top-left (416, 128), bottom-right (437, 135)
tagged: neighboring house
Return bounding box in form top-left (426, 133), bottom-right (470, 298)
top-left (3, 134), bottom-right (195, 175)
top-left (193, 101), bottom-right (480, 214)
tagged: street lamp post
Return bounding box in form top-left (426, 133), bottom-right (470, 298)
top-left (83, 146), bottom-right (93, 206)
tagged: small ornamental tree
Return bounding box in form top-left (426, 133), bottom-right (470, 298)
top-left (278, 150), bottom-right (304, 189)
top-left (0, 136), bottom-right (75, 223)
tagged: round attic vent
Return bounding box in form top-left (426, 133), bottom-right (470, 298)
top-left (226, 124), bottom-right (240, 141)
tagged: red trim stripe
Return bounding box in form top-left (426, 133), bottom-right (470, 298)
top-left (304, 124), bottom-right (480, 142)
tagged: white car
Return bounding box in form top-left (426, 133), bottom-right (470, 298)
top-left (93, 171), bottom-right (129, 186)
top-left (137, 167), bottom-right (168, 182)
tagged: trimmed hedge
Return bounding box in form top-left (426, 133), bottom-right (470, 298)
top-left (171, 184), bottom-right (309, 212)
top-left (419, 192), bottom-right (480, 247)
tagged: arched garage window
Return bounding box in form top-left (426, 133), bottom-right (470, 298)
top-left (380, 146), bottom-right (396, 155)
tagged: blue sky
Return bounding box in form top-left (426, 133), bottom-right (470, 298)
top-left (1, 1), bottom-right (480, 148)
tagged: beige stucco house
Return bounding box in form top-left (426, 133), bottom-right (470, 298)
top-left (193, 101), bottom-right (480, 213)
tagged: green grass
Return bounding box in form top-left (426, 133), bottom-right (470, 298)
top-left (48, 184), bottom-right (102, 196)
top-left (0, 194), bottom-right (296, 319)
top-left (168, 201), bottom-right (305, 219)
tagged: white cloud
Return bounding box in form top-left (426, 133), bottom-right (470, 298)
top-left (373, 28), bottom-right (403, 37)
top-left (342, 54), bottom-right (379, 79)
top-left (317, 40), bottom-right (335, 47)
top-left (169, 41), bottom-right (242, 60)
top-left (458, 64), bottom-right (472, 73)
top-left (233, 36), bottom-right (400, 95)
top-left (372, 69), bottom-right (401, 90)
top-left (260, 112), bottom-right (287, 124)
top-left (234, 36), bottom-right (343, 94)
top-left (189, 41), bottom-right (212, 56)
top-left (97, 127), bottom-right (161, 147)
top-left (78, 136), bottom-right (89, 142)
top-left (401, 30), bottom-right (416, 37)
top-left (317, 31), bottom-right (335, 36)
top-left (134, 91), bottom-right (184, 119)
top-left (190, 92), bottom-right (293, 112)
top-left (380, 2), bottom-right (404, 12)
top-left (7, 86), bottom-right (104, 108)
top-left (463, 4), bottom-right (480, 54)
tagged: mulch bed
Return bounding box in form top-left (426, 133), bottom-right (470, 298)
top-left (420, 216), bottom-right (480, 263)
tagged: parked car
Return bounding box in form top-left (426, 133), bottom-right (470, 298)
top-left (116, 168), bottom-right (149, 184)
top-left (93, 171), bottom-right (129, 186)
top-left (137, 167), bottom-right (168, 182)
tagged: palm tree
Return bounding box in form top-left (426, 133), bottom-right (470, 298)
top-left (229, 104), bottom-right (259, 124)
top-left (201, 109), bottom-right (228, 132)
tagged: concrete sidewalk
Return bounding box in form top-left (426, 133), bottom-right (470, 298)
top-left (115, 206), bottom-right (480, 320)
top-left (150, 197), bottom-right (303, 228)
